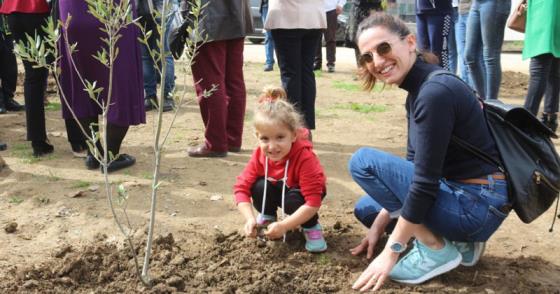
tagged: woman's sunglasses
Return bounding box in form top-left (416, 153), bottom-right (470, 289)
top-left (358, 41), bottom-right (393, 66)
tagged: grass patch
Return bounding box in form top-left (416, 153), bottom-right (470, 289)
top-left (333, 102), bottom-right (388, 114)
top-left (45, 101), bottom-right (62, 111)
top-left (8, 196), bottom-right (24, 204)
top-left (314, 70), bottom-right (323, 78)
top-left (10, 143), bottom-right (40, 164)
top-left (141, 171), bottom-right (153, 180)
top-left (332, 80), bottom-right (361, 92)
top-left (72, 180), bottom-right (91, 189)
top-left (316, 254), bottom-right (331, 265)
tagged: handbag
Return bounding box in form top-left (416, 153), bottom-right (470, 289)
top-left (507, 0), bottom-right (527, 33)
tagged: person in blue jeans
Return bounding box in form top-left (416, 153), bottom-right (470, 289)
top-left (260, 0), bottom-right (275, 72)
top-left (139, 0), bottom-right (176, 112)
top-left (415, 0), bottom-right (453, 70)
top-left (464, 0), bottom-right (510, 100)
top-left (455, 0), bottom-right (484, 87)
top-left (350, 13), bottom-right (510, 291)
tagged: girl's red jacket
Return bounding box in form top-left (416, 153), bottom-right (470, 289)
top-left (0, 0), bottom-right (49, 14)
top-left (233, 134), bottom-right (326, 207)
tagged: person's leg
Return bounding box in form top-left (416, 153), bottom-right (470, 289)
top-left (162, 14), bottom-right (176, 101)
top-left (523, 54), bottom-right (552, 115)
top-left (250, 177), bottom-right (282, 217)
top-left (141, 16), bottom-right (158, 101)
top-left (448, 7), bottom-right (458, 74)
top-left (415, 14), bottom-right (430, 53)
top-left (325, 9), bottom-right (337, 72)
top-left (300, 29), bottom-right (322, 130)
top-left (64, 118), bottom-right (88, 156)
top-left (313, 31), bottom-right (323, 71)
top-left (464, 1), bottom-right (486, 99)
top-left (7, 13), bottom-right (51, 155)
top-left (478, 0), bottom-right (510, 100)
top-left (190, 40), bottom-right (228, 154)
top-left (456, 11), bottom-right (471, 85)
top-left (0, 33), bottom-right (18, 108)
top-left (261, 4), bottom-right (275, 71)
top-left (541, 57), bottom-right (560, 132)
top-left (224, 37), bottom-right (246, 151)
top-left (272, 29), bottom-right (303, 118)
top-left (426, 14), bottom-right (451, 70)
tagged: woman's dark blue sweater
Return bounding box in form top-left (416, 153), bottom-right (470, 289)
top-left (399, 59), bottom-right (500, 224)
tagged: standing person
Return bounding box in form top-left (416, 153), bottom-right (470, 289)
top-left (455, 0), bottom-right (483, 86)
top-left (522, 0), bottom-right (560, 133)
top-left (260, 0), bottom-right (275, 72)
top-left (265, 0), bottom-right (326, 134)
top-left (415, 0), bottom-right (453, 70)
top-left (448, 0), bottom-right (458, 74)
top-left (138, 0), bottom-right (176, 112)
top-left (345, 0), bottom-right (384, 67)
top-left (234, 86), bottom-right (327, 253)
top-left (464, 0), bottom-right (511, 100)
top-left (185, 0), bottom-right (252, 158)
top-left (350, 13), bottom-right (510, 291)
top-left (57, 0), bottom-right (145, 172)
top-left (0, 0), bottom-right (52, 157)
top-left (314, 0), bottom-right (346, 73)
top-left (0, 8), bottom-right (21, 115)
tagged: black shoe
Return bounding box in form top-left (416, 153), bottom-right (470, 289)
top-left (32, 140), bottom-right (54, 157)
top-left (313, 63), bottom-right (322, 71)
top-left (104, 154), bottom-right (136, 173)
top-left (0, 142), bottom-right (6, 151)
top-left (5, 98), bottom-right (25, 112)
top-left (85, 153), bottom-right (101, 170)
top-left (264, 64), bottom-right (273, 72)
top-left (162, 97), bottom-right (175, 112)
top-left (0, 98), bottom-right (6, 114)
top-left (327, 65), bottom-right (335, 73)
top-left (541, 113), bottom-right (558, 133)
top-left (145, 95), bottom-right (157, 111)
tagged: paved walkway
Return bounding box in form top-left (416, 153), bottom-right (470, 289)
top-left (243, 43), bottom-right (530, 74)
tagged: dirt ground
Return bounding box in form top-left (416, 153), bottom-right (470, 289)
top-left (0, 52), bottom-right (559, 293)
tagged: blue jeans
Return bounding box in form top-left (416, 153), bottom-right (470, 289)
top-left (416, 13), bottom-right (452, 70)
top-left (464, 0), bottom-right (510, 100)
top-left (455, 11), bottom-right (484, 87)
top-left (141, 0), bottom-right (176, 98)
top-left (261, 4), bottom-right (275, 67)
top-left (349, 147), bottom-right (509, 242)
top-left (448, 7), bottom-right (458, 74)
top-left (524, 54), bottom-right (560, 115)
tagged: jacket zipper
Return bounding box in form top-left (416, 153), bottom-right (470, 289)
top-left (534, 171), bottom-right (560, 193)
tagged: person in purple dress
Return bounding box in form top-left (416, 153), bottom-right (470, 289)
top-left (57, 0), bottom-right (145, 172)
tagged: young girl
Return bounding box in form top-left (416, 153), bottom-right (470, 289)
top-left (233, 86), bottom-right (327, 253)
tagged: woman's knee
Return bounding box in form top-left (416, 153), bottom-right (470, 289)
top-left (348, 147), bottom-right (378, 174)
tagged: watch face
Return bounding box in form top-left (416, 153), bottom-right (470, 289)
top-left (390, 242), bottom-right (405, 253)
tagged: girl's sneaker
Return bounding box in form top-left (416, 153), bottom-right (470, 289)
top-left (303, 223), bottom-right (327, 253)
top-left (256, 214), bottom-right (276, 226)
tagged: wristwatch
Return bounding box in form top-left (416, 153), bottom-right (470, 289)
top-left (388, 241), bottom-right (407, 253)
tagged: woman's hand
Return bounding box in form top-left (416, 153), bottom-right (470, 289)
top-left (265, 221), bottom-right (287, 239)
top-left (350, 226), bottom-right (383, 259)
top-left (244, 218), bottom-right (257, 238)
top-left (352, 248), bottom-right (399, 292)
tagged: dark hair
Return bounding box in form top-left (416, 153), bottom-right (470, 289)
top-left (356, 12), bottom-right (439, 91)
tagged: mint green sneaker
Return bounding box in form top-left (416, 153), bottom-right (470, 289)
top-left (454, 241), bottom-right (486, 267)
top-left (303, 223), bottom-right (327, 253)
top-left (390, 238), bottom-right (461, 284)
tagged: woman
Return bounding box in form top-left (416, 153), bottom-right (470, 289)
top-left (58, 0), bottom-right (145, 172)
top-left (265, 0), bottom-right (325, 134)
top-left (349, 13), bottom-right (510, 291)
top-left (522, 0), bottom-right (560, 133)
top-left (463, 0), bottom-right (511, 100)
top-left (0, 0), bottom-right (52, 157)
top-left (415, 0), bottom-right (453, 70)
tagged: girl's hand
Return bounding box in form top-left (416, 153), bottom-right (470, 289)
top-left (244, 218), bottom-right (257, 238)
top-left (265, 221), bottom-right (287, 239)
top-left (352, 248), bottom-right (399, 292)
top-left (350, 226), bottom-right (383, 259)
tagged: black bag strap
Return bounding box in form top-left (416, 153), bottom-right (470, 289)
top-left (425, 70), bottom-right (505, 173)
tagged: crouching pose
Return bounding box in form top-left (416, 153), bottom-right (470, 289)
top-left (233, 86), bottom-right (328, 253)
top-left (349, 13), bottom-right (511, 291)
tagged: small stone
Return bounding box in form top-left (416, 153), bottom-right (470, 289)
top-left (23, 280), bottom-right (39, 289)
top-left (171, 256), bottom-right (186, 266)
top-left (485, 289), bottom-right (496, 294)
top-left (53, 245), bottom-right (73, 258)
top-left (198, 181), bottom-right (207, 186)
top-left (166, 276), bottom-right (185, 291)
top-left (210, 194), bottom-right (223, 201)
top-left (88, 185), bottom-right (100, 192)
top-left (67, 190), bottom-right (85, 198)
top-left (4, 222), bottom-right (17, 233)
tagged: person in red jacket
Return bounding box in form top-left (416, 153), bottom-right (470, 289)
top-left (0, 0), bottom-right (52, 157)
top-left (233, 86), bottom-right (327, 253)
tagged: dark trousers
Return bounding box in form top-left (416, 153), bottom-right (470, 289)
top-left (272, 29), bottom-right (322, 130)
top-left (416, 13), bottom-right (452, 70)
top-left (191, 38), bottom-right (246, 152)
top-left (0, 32), bottom-right (17, 101)
top-left (314, 9), bottom-right (337, 67)
top-left (7, 13), bottom-right (49, 141)
top-left (250, 178), bottom-right (320, 229)
top-left (524, 54), bottom-right (560, 115)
